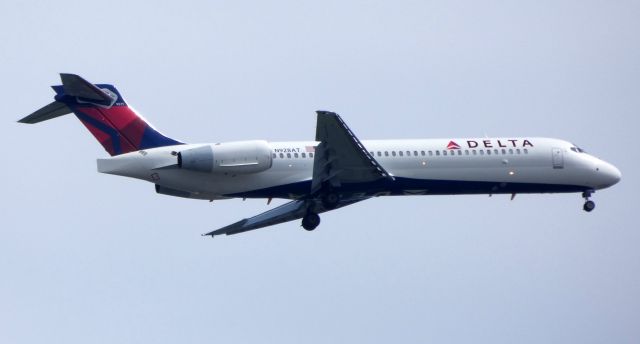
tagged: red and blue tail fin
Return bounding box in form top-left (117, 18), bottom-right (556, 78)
top-left (19, 74), bottom-right (183, 156)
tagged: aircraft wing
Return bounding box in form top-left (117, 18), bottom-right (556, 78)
top-left (203, 197), bottom-right (365, 237)
top-left (205, 111), bottom-right (388, 237)
top-left (311, 111), bottom-right (394, 194)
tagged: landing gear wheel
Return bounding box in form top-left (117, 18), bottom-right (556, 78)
top-left (302, 212), bottom-right (320, 231)
top-left (582, 190), bottom-right (595, 212)
top-left (583, 200), bottom-right (595, 212)
top-left (321, 193), bottom-right (339, 209)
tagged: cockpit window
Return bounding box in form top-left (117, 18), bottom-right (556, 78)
top-left (570, 146), bottom-right (586, 153)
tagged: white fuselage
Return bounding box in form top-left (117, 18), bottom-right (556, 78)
top-left (97, 137), bottom-right (621, 201)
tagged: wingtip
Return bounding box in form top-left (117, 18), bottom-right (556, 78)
top-left (59, 72), bottom-right (79, 78)
top-left (59, 73), bottom-right (78, 84)
top-left (316, 110), bottom-right (337, 116)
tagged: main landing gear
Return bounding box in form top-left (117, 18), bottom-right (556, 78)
top-left (582, 191), bottom-right (596, 212)
top-left (302, 212), bottom-right (320, 231)
top-left (301, 189), bottom-right (337, 231)
top-left (321, 192), bottom-right (339, 209)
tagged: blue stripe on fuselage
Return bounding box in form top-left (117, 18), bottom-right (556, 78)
top-left (225, 177), bottom-right (590, 199)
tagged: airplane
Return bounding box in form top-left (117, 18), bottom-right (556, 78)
top-left (19, 74), bottom-right (622, 237)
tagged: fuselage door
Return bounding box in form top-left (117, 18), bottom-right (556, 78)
top-left (552, 148), bottom-right (564, 169)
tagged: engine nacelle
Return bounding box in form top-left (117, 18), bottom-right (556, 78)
top-left (178, 140), bottom-right (272, 174)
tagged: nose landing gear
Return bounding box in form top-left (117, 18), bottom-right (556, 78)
top-left (583, 200), bottom-right (595, 212)
top-left (582, 191), bottom-right (596, 212)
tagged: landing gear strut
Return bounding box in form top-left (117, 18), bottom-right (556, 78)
top-left (582, 191), bottom-right (596, 212)
top-left (321, 192), bottom-right (339, 209)
top-left (302, 212), bottom-right (320, 231)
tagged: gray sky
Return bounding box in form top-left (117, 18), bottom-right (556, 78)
top-left (1, 0), bottom-right (638, 343)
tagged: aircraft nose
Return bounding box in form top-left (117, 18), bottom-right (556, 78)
top-left (597, 162), bottom-right (622, 188)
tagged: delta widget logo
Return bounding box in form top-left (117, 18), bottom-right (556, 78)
top-left (447, 141), bottom-right (461, 149)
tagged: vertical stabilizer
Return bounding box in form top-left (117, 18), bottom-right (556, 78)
top-left (19, 74), bottom-right (183, 156)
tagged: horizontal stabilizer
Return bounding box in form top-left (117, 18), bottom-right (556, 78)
top-left (18, 101), bottom-right (71, 124)
top-left (19, 73), bottom-right (183, 156)
top-left (18, 73), bottom-right (113, 124)
top-left (60, 73), bottom-right (114, 104)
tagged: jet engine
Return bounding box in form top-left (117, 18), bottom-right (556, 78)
top-left (178, 140), bottom-right (272, 174)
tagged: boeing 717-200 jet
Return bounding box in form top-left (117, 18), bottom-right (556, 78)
top-left (19, 74), bottom-right (622, 237)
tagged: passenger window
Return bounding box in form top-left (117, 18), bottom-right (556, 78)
top-left (279, 153), bottom-right (284, 158)
top-left (465, 150), bottom-right (469, 155)
top-left (436, 151), bottom-right (440, 156)
top-left (457, 150), bottom-right (462, 155)
top-left (509, 149), bottom-right (513, 154)
top-left (421, 151), bottom-right (425, 156)
top-left (443, 151), bottom-right (448, 156)
top-left (472, 150), bottom-right (477, 155)
top-left (407, 151), bottom-right (411, 156)
top-left (272, 153), bottom-right (276, 158)
top-left (429, 151), bottom-right (433, 156)
top-left (294, 153), bottom-right (299, 158)
top-left (524, 149), bottom-right (529, 154)
top-left (399, 151), bottom-right (403, 156)
top-left (487, 150), bottom-right (491, 155)
top-left (302, 153), bottom-right (306, 158)
top-left (309, 153), bottom-right (314, 158)
top-left (414, 151), bottom-right (418, 156)
top-left (516, 149), bottom-right (521, 154)
top-left (480, 150), bottom-right (485, 155)
top-left (385, 151), bottom-right (389, 157)
top-left (287, 153), bottom-right (291, 158)
top-left (501, 149), bottom-right (506, 155)
top-left (392, 151), bottom-right (397, 157)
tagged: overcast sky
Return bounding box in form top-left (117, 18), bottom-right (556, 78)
top-left (1, 1), bottom-right (638, 343)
